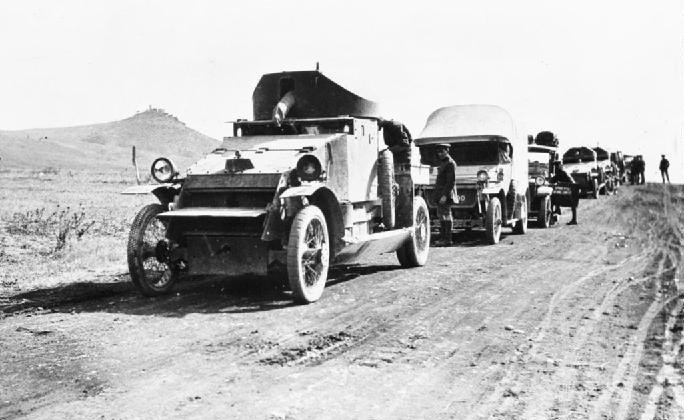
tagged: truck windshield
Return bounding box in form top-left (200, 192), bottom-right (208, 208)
top-left (528, 151), bottom-right (551, 177)
top-left (448, 141), bottom-right (511, 166)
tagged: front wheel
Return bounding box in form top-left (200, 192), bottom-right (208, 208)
top-left (127, 204), bottom-right (179, 296)
top-left (287, 205), bottom-right (330, 304)
top-left (485, 197), bottom-right (502, 245)
top-left (537, 195), bottom-right (551, 228)
top-left (513, 195), bottom-right (528, 234)
top-left (397, 196), bottom-right (430, 267)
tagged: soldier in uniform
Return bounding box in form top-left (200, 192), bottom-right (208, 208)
top-left (433, 144), bottom-right (457, 246)
top-left (550, 161), bottom-right (578, 225)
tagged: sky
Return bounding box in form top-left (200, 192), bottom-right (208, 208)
top-left (1, 0), bottom-right (682, 181)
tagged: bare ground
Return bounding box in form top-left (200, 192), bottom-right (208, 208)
top-left (1, 184), bottom-right (683, 420)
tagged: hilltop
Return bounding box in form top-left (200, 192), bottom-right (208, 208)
top-left (0, 108), bottom-right (219, 171)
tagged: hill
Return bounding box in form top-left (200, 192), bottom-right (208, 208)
top-left (0, 108), bottom-right (219, 171)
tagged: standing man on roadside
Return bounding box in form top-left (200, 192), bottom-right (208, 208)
top-left (659, 154), bottom-right (670, 184)
top-left (638, 155), bottom-right (646, 184)
top-left (433, 143), bottom-right (457, 246)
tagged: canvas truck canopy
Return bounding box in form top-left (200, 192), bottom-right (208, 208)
top-left (415, 105), bottom-right (516, 144)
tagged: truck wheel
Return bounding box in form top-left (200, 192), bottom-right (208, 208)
top-left (513, 195), bottom-right (528, 234)
top-left (397, 196), bottom-right (430, 267)
top-left (127, 204), bottom-right (179, 296)
top-left (287, 205), bottom-right (330, 304)
top-left (592, 179), bottom-right (599, 199)
top-left (377, 149), bottom-right (396, 229)
top-left (537, 195), bottom-right (551, 228)
top-left (485, 197), bottom-right (502, 245)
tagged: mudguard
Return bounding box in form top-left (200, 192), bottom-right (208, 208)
top-left (121, 184), bottom-right (179, 206)
top-left (481, 186), bottom-right (503, 195)
top-left (279, 183), bottom-right (326, 198)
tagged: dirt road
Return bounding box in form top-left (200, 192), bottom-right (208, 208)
top-left (2, 185), bottom-right (683, 420)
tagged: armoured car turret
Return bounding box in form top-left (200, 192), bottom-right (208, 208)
top-left (123, 71), bottom-right (431, 304)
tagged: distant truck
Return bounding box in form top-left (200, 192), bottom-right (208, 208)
top-left (527, 131), bottom-right (558, 228)
top-left (123, 70), bottom-right (431, 304)
top-left (592, 147), bottom-right (617, 195)
top-left (562, 146), bottom-right (604, 199)
top-left (415, 105), bottom-right (529, 244)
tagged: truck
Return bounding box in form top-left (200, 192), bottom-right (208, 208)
top-left (527, 131), bottom-right (558, 228)
top-left (414, 105), bottom-right (529, 244)
top-left (123, 70), bottom-right (431, 304)
top-left (562, 146), bottom-right (604, 199)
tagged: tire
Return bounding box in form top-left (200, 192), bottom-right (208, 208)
top-left (537, 195), bottom-right (551, 228)
top-left (397, 196), bottom-right (430, 267)
top-left (127, 204), bottom-right (179, 296)
top-left (287, 205), bottom-right (330, 304)
top-left (591, 179), bottom-right (599, 199)
top-left (513, 194), bottom-right (528, 234)
top-left (485, 197), bottom-right (502, 245)
top-left (377, 149), bottom-right (396, 229)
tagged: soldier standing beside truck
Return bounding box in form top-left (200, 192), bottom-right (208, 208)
top-left (434, 143), bottom-right (457, 246)
top-left (551, 161), bottom-right (578, 225)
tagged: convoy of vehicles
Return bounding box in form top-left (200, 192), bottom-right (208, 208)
top-left (414, 105), bottom-right (529, 244)
top-left (122, 70), bottom-right (633, 303)
top-left (124, 71), bottom-right (431, 304)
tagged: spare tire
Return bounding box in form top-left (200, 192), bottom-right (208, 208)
top-left (377, 149), bottom-right (396, 229)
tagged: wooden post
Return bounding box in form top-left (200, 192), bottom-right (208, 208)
top-left (132, 145), bottom-right (140, 184)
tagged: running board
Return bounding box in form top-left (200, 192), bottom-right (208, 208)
top-left (334, 228), bottom-right (412, 264)
top-left (157, 207), bottom-right (267, 219)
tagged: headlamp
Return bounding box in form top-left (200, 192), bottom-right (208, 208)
top-left (535, 176), bottom-right (545, 186)
top-left (477, 170), bottom-right (489, 182)
top-left (151, 157), bottom-right (177, 183)
top-left (296, 155), bottom-right (322, 182)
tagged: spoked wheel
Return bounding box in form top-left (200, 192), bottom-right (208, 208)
top-left (592, 179), bottom-right (599, 199)
top-left (287, 205), bottom-right (330, 304)
top-left (127, 204), bottom-right (179, 296)
top-left (537, 195), bottom-right (551, 228)
top-left (485, 197), bottom-right (502, 245)
top-left (513, 195), bottom-right (528, 234)
top-left (397, 196), bottom-right (430, 267)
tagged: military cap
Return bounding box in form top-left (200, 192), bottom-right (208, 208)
top-left (435, 143), bottom-right (451, 150)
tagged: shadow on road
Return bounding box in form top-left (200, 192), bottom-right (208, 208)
top-left (1, 264), bottom-right (403, 317)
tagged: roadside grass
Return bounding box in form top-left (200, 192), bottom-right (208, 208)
top-left (0, 168), bottom-right (149, 293)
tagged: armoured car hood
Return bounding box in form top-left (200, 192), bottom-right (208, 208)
top-left (564, 162), bottom-right (596, 174)
top-left (187, 134), bottom-right (343, 175)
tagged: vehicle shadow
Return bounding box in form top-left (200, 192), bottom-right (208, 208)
top-left (2, 264), bottom-right (403, 317)
top-left (443, 230), bottom-right (510, 247)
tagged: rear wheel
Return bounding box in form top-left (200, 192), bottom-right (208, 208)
top-left (397, 196), bottom-right (430, 267)
top-left (485, 197), bottom-right (502, 245)
top-left (127, 204), bottom-right (179, 296)
top-left (287, 205), bottom-right (330, 304)
top-left (537, 195), bottom-right (551, 228)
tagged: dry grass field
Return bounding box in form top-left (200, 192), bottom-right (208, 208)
top-left (0, 168), bottom-right (149, 295)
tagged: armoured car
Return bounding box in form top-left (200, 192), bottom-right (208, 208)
top-left (527, 131), bottom-right (558, 228)
top-left (123, 71), bottom-right (431, 304)
top-left (415, 105), bottom-right (529, 244)
top-left (562, 146), bottom-right (605, 199)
